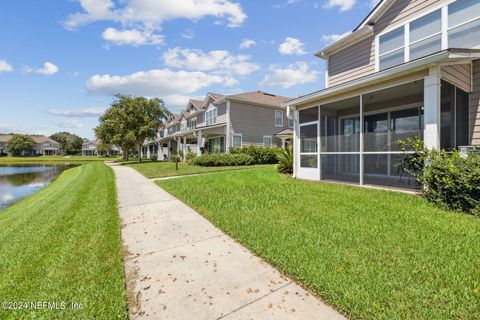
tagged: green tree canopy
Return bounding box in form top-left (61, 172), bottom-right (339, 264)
top-left (49, 131), bottom-right (84, 155)
top-left (95, 94), bottom-right (171, 161)
top-left (6, 134), bottom-right (35, 156)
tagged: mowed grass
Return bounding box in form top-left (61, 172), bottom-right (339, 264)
top-left (0, 163), bottom-right (127, 319)
top-left (125, 160), bottom-right (272, 178)
top-left (0, 155), bottom-right (119, 164)
top-left (158, 167), bottom-right (480, 320)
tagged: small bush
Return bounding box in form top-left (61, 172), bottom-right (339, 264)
top-left (276, 147), bottom-right (293, 174)
top-left (185, 151), bottom-right (197, 161)
top-left (229, 145), bottom-right (279, 164)
top-left (191, 153), bottom-right (254, 166)
top-left (399, 138), bottom-right (480, 215)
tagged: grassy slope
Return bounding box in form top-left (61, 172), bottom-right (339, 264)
top-left (0, 163), bottom-right (127, 319)
top-left (125, 160), bottom-right (272, 178)
top-left (158, 167), bottom-right (480, 320)
top-left (0, 155), bottom-right (119, 164)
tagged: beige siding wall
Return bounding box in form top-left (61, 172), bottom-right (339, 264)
top-left (441, 64), bottom-right (472, 93)
top-left (230, 101), bottom-right (288, 146)
top-left (328, 0), bottom-right (448, 87)
top-left (470, 60), bottom-right (480, 145)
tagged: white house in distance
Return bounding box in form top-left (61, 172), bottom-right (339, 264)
top-left (284, 0), bottom-right (480, 190)
top-left (0, 135), bottom-right (60, 156)
top-left (82, 139), bottom-right (121, 156)
top-left (142, 91), bottom-right (292, 160)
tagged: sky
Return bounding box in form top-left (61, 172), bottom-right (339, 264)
top-left (0, 0), bottom-right (377, 140)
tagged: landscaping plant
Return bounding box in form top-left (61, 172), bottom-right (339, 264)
top-left (191, 153), bottom-right (253, 166)
top-left (276, 147), bottom-right (293, 174)
top-left (229, 145), bottom-right (280, 164)
top-left (399, 137), bottom-right (480, 215)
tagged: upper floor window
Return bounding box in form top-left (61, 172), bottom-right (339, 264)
top-left (377, 0), bottom-right (480, 71)
top-left (448, 0), bottom-right (480, 48)
top-left (188, 117), bottom-right (197, 130)
top-left (206, 108), bottom-right (217, 126)
top-left (409, 10), bottom-right (442, 60)
top-left (275, 110), bottom-right (284, 127)
top-left (180, 121), bottom-right (187, 132)
top-left (378, 27), bottom-right (404, 70)
top-left (288, 115), bottom-right (294, 128)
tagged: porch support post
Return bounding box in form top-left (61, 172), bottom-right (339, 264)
top-left (197, 130), bottom-right (202, 155)
top-left (226, 100), bottom-right (231, 153)
top-left (146, 144), bottom-right (150, 159)
top-left (292, 108), bottom-right (299, 179)
top-left (157, 142), bottom-right (161, 161)
top-left (424, 67), bottom-right (441, 150)
top-left (281, 137), bottom-right (286, 148)
top-left (359, 94), bottom-right (364, 186)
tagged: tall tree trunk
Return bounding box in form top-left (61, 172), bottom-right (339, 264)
top-left (137, 144), bottom-right (142, 162)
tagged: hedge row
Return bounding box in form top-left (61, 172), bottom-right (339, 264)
top-left (229, 145), bottom-right (280, 164)
top-left (191, 153), bottom-right (254, 166)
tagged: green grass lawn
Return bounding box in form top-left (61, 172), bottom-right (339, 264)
top-left (158, 167), bottom-right (480, 320)
top-left (0, 155), bottom-right (120, 164)
top-left (0, 163), bottom-right (127, 319)
top-left (125, 160), bottom-right (272, 178)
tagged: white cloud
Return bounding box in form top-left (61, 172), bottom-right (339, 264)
top-left (163, 47), bottom-right (260, 76)
top-left (369, 0), bottom-right (380, 7)
top-left (51, 119), bottom-right (84, 128)
top-left (85, 69), bottom-right (226, 106)
top-left (321, 31), bottom-right (350, 44)
top-left (181, 29), bottom-right (194, 39)
top-left (323, 0), bottom-right (356, 12)
top-left (47, 108), bottom-right (106, 118)
top-left (239, 39), bottom-right (256, 49)
top-left (278, 37), bottom-right (306, 55)
top-left (0, 60), bottom-right (13, 73)
top-left (24, 62), bottom-right (59, 76)
top-left (64, 0), bottom-right (247, 38)
top-left (102, 27), bottom-right (164, 46)
top-left (259, 62), bottom-right (319, 89)
top-left (0, 123), bottom-right (16, 132)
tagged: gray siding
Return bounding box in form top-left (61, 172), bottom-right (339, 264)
top-left (328, 0), bottom-right (447, 87)
top-left (470, 60), bottom-right (480, 145)
top-left (230, 101), bottom-right (289, 146)
top-left (329, 36), bottom-right (375, 87)
top-left (441, 64), bottom-right (472, 93)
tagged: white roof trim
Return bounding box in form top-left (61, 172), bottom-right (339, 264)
top-left (284, 49), bottom-right (480, 107)
top-left (315, 26), bottom-right (373, 58)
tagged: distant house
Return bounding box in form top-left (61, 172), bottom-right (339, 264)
top-left (82, 139), bottom-right (121, 156)
top-left (0, 135), bottom-right (60, 156)
top-left (142, 91), bottom-right (292, 160)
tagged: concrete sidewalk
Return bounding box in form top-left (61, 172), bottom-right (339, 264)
top-left (109, 163), bottom-right (346, 320)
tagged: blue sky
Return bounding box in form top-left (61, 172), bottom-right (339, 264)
top-left (0, 0), bottom-right (375, 139)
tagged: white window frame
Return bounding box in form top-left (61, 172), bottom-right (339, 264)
top-left (263, 135), bottom-right (273, 147)
top-left (205, 107), bottom-right (217, 126)
top-left (232, 134), bottom-right (243, 148)
top-left (375, 0), bottom-right (480, 72)
top-left (275, 110), bottom-right (284, 127)
top-left (288, 115), bottom-right (294, 128)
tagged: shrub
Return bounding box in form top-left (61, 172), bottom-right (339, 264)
top-left (185, 151), bottom-right (197, 161)
top-left (191, 153), bottom-right (254, 167)
top-left (399, 138), bottom-right (480, 215)
top-left (229, 145), bottom-right (279, 164)
top-left (276, 147), bottom-right (293, 174)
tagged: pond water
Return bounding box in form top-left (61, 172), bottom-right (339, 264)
top-left (0, 164), bottom-right (74, 210)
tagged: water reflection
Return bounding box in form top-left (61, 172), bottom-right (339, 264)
top-left (0, 164), bottom-right (74, 210)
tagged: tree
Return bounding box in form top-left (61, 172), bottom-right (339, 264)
top-left (49, 132), bottom-right (84, 155)
top-left (95, 94), bottom-right (170, 161)
top-left (6, 134), bottom-right (35, 156)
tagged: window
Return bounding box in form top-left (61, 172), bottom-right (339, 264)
top-left (275, 110), bottom-right (283, 127)
top-left (377, 0), bottom-right (480, 71)
top-left (409, 10), bottom-right (442, 60)
top-left (180, 121), bottom-right (187, 132)
top-left (188, 117), bottom-right (197, 130)
top-left (205, 108), bottom-right (217, 126)
top-left (288, 115), bottom-right (294, 128)
top-left (448, 0), bottom-right (480, 48)
top-left (232, 134), bottom-right (242, 147)
top-left (263, 136), bottom-right (273, 147)
top-left (379, 27), bottom-right (404, 70)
